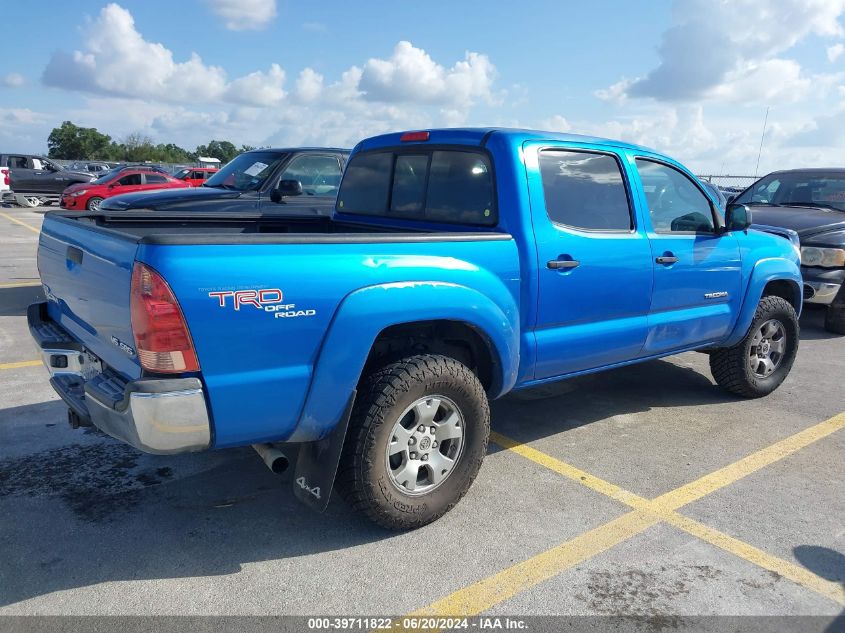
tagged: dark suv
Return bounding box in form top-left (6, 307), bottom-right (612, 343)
top-left (0, 154), bottom-right (94, 206)
top-left (732, 168), bottom-right (845, 333)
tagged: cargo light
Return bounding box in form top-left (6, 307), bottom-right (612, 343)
top-left (130, 262), bottom-right (199, 373)
top-left (1, 168), bottom-right (8, 186)
top-left (400, 131), bottom-right (430, 142)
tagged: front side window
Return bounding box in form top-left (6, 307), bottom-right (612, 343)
top-left (538, 150), bottom-right (632, 231)
top-left (338, 149), bottom-right (496, 226)
top-left (635, 159), bottom-right (715, 233)
top-left (278, 154), bottom-right (342, 196)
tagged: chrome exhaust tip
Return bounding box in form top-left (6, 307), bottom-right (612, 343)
top-left (252, 443), bottom-right (289, 474)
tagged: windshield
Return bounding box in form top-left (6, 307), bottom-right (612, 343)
top-left (736, 172), bottom-right (845, 212)
top-left (204, 151), bottom-right (286, 191)
top-left (93, 168), bottom-right (124, 185)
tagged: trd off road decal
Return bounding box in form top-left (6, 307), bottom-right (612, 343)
top-left (208, 288), bottom-right (316, 319)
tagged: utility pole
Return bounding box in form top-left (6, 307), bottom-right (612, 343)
top-left (754, 106), bottom-right (769, 178)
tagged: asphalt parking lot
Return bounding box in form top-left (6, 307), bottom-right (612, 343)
top-left (0, 206), bottom-right (843, 627)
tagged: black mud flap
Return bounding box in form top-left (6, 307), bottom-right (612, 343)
top-left (292, 391), bottom-right (355, 512)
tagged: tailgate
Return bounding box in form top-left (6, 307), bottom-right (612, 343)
top-left (38, 215), bottom-right (141, 380)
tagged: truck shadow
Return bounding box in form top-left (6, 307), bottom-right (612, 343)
top-left (0, 285), bottom-right (44, 317)
top-left (792, 546), bottom-right (844, 632)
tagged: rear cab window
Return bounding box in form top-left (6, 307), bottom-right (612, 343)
top-left (337, 149), bottom-right (496, 226)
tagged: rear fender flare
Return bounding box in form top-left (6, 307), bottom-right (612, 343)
top-left (290, 281), bottom-right (519, 442)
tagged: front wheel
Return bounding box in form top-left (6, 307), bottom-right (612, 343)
top-left (336, 355), bottom-right (490, 530)
top-left (709, 296), bottom-right (799, 398)
top-left (824, 304), bottom-right (845, 335)
top-left (86, 197), bottom-right (103, 212)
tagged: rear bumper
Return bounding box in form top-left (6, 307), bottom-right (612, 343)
top-left (28, 302), bottom-right (211, 454)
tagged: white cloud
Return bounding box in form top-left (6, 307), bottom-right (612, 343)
top-left (205, 0), bottom-right (276, 30)
top-left (541, 115), bottom-right (572, 132)
top-left (603, 0), bottom-right (845, 103)
top-left (294, 68), bottom-right (323, 102)
top-left (358, 41), bottom-right (497, 107)
top-left (225, 64), bottom-right (286, 106)
top-left (2, 73), bottom-right (24, 88)
top-left (828, 43), bottom-right (845, 62)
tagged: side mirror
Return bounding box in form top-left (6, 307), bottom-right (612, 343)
top-left (725, 203), bottom-right (752, 232)
top-left (109, 182), bottom-right (120, 189)
top-left (271, 179), bottom-right (303, 203)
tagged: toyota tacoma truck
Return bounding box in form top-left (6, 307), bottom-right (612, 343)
top-left (30, 128), bottom-right (802, 529)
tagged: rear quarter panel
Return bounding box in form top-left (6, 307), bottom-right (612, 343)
top-left (140, 238), bottom-right (520, 447)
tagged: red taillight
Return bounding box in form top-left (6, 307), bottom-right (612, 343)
top-left (1, 168), bottom-right (9, 186)
top-left (130, 263), bottom-right (199, 373)
top-left (400, 131), bottom-right (430, 142)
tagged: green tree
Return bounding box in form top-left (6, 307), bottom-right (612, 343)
top-left (195, 140), bottom-right (240, 163)
top-left (47, 121), bottom-right (112, 160)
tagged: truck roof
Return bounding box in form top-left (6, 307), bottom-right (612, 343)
top-left (355, 127), bottom-right (657, 154)
top-left (251, 147), bottom-right (350, 154)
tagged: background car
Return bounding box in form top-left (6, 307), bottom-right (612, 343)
top-left (60, 167), bottom-right (189, 212)
top-left (67, 162), bottom-right (113, 176)
top-left (174, 166), bottom-right (219, 186)
top-left (0, 153), bottom-right (94, 206)
top-left (732, 168), bottom-right (845, 333)
top-left (699, 180), bottom-right (728, 208)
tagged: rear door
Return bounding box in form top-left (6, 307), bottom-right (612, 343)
top-left (526, 142), bottom-right (654, 378)
top-left (141, 172), bottom-right (173, 191)
top-left (632, 157), bottom-right (742, 354)
top-left (6, 155), bottom-right (36, 191)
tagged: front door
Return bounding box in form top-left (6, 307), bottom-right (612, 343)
top-left (527, 144), bottom-right (654, 379)
top-left (632, 158), bottom-right (742, 354)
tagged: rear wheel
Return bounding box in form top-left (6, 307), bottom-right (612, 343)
top-left (336, 354), bottom-right (490, 530)
top-left (710, 296), bottom-right (799, 398)
top-left (86, 197), bottom-right (103, 212)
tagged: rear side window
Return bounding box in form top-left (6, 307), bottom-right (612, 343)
top-left (144, 174), bottom-right (168, 184)
top-left (538, 149), bottom-right (632, 231)
top-left (338, 149), bottom-right (496, 226)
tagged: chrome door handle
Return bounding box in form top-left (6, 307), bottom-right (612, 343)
top-left (655, 256), bottom-right (678, 265)
top-left (547, 259), bottom-right (580, 270)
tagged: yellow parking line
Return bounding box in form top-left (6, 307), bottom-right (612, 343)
top-left (406, 414), bottom-right (845, 621)
top-left (490, 431), bottom-right (651, 509)
top-left (0, 360), bottom-right (42, 370)
top-left (652, 412), bottom-right (845, 511)
top-left (0, 210), bottom-right (40, 234)
top-left (409, 510), bottom-right (662, 618)
top-left (664, 512), bottom-right (845, 605)
top-left (0, 280), bottom-right (41, 288)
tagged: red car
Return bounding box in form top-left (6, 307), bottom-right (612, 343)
top-left (174, 166), bottom-right (219, 187)
top-left (61, 168), bottom-right (189, 212)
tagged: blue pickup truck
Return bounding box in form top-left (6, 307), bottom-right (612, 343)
top-left (30, 128), bottom-right (803, 529)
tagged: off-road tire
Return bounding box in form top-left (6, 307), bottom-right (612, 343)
top-left (709, 296), bottom-right (799, 398)
top-left (336, 354), bottom-right (490, 530)
top-left (824, 304), bottom-right (845, 335)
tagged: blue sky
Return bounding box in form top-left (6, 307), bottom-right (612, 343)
top-left (1, 0), bottom-right (844, 174)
